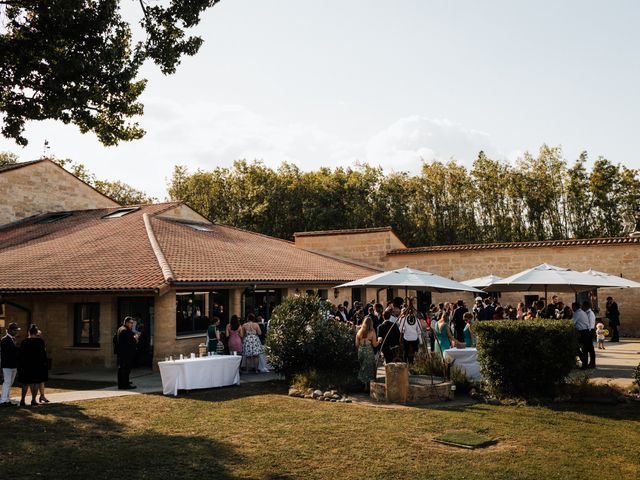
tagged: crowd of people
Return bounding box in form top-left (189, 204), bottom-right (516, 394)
top-left (1, 322), bottom-right (49, 407)
top-left (327, 294), bottom-right (623, 390)
top-left (207, 313), bottom-right (266, 373)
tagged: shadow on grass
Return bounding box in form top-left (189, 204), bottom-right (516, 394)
top-left (163, 379), bottom-right (289, 403)
top-left (0, 401), bottom-right (284, 480)
top-left (429, 394), bottom-right (640, 422)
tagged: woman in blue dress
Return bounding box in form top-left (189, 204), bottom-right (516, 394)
top-left (463, 312), bottom-right (476, 347)
top-left (433, 312), bottom-right (454, 353)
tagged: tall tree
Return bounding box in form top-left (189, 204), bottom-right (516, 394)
top-left (589, 157), bottom-right (621, 237)
top-left (51, 157), bottom-right (155, 205)
top-left (0, 151), bottom-right (18, 166)
top-left (565, 153), bottom-right (593, 238)
top-left (1, 1), bottom-right (220, 146)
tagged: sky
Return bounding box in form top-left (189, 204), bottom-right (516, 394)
top-left (1, 0), bottom-right (639, 199)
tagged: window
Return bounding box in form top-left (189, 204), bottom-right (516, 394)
top-left (182, 222), bottom-right (213, 232)
top-left (176, 292), bottom-right (207, 335)
top-left (74, 303), bottom-right (100, 346)
top-left (38, 212), bottom-right (71, 223)
top-left (176, 290), bottom-right (228, 335)
top-left (102, 207), bottom-right (140, 219)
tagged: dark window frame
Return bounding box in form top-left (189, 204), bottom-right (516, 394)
top-left (74, 303), bottom-right (100, 347)
top-left (101, 207), bottom-right (140, 219)
top-left (176, 290), bottom-right (229, 336)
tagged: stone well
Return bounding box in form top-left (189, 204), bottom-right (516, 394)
top-left (370, 362), bottom-right (455, 405)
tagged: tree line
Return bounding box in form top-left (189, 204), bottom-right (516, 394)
top-left (168, 145), bottom-right (640, 247)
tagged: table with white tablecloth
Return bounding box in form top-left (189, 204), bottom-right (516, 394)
top-left (442, 347), bottom-right (481, 381)
top-left (158, 355), bottom-right (242, 396)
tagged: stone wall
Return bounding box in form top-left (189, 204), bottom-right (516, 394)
top-left (157, 204), bottom-right (211, 224)
top-left (3, 294), bottom-right (119, 368)
top-left (294, 228), bottom-right (405, 269)
top-left (0, 160), bottom-right (118, 226)
top-left (385, 243), bottom-right (640, 336)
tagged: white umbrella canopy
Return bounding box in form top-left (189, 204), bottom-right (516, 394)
top-left (582, 269), bottom-right (640, 288)
top-left (461, 274), bottom-right (504, 290)
top-left (335, 267), bottom-right (483, 294)
top-left (491, 263), bottom-right (614, 294)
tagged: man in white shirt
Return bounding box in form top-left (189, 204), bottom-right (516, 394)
top-left (583, 301), bottom-right (597, 369)
top-left (1, 322), bottom-right (21, 406)
top-left (397, 309), bottom-right (422, 363)
top-left (572, 303), bottom-right (590, 370)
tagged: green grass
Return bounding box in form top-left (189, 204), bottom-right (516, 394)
top-left (1, 381), bottom-right (638, 480)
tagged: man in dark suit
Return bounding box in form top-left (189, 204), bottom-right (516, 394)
top-left (1, 322), bottom-right (21, 406)
top-left (116, 316), bottom-right (138, 389)
top-left (377, 310), bottom-right (401, 363)
top-left (452, 300), bottom-right (468, 342)
top-left (606, 296), bottom-right (620, 342)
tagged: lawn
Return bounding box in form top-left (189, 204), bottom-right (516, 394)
top-left (1, 381), bottom-right (638, 480)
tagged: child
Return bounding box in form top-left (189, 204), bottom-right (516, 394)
top-left (596, 322), bottom-right (607, 350)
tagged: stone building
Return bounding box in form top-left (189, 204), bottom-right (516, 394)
top-left (2, 159), bottom-right (638, 373)
top-left (293, 229), bottom-right (640, 335)
top-left (0, 160), bottom-right (377, 368)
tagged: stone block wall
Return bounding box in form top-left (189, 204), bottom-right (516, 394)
top-left (294, 228), bottom-right (405, 269)
top-left (3, 294), bottom-right (119, 368)
top-left (385, 243), bottom-right (640, 335)
top-left (0, 160), bottom-right (118, 226)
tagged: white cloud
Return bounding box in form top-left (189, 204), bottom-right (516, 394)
top-left (0, 102), bottom-right (502, 199)
top-left (365, 116), bottom-right (501, 173)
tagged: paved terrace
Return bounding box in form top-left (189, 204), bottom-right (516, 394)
top-left (7, 340), bottom-right (639, 405)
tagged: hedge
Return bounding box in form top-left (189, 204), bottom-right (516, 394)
top-left (475, 319), bottom-right (578, 397)
top-left (265, 294), bottom-right (358, 381)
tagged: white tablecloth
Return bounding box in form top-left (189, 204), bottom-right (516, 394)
top-left (442, 347), bottom-right (481, 381)
top-left (240, 353), bottom-right (272, 373)
top-left (158, 355), bottom-right (242, 396)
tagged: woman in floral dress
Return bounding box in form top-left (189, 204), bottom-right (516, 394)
top-left (242, 313), bottom-right (264, 373)
top-left (355, 316), bottom-right (379, 391)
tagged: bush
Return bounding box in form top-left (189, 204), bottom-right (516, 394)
top-left (291, 368), bottom-right (362, 393)
top-left (475, 319), bottom-right (577, 397)
top-left (409, 350), bottom-right (475, 393)
top-left (634, 362), bottom-right (640, 390)
top-left (410, 350), bottom-right (445, 377)
top-left (265, 294), bottom-right (358, 381)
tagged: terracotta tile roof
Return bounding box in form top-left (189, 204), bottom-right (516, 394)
top-left (0, 204), bottom-right (176, 292)
top-left (151, 219), bottom-right (378, 283)
top-left (0, 204), bottom-right (378, 292)
top-left (294, 226), bottom-right (393, 237)
top-left (0, 159), bottom-right (44, 174)
top-left (389, 236), bottom-right (640, 255)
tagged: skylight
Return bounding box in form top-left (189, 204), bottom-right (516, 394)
top-left (185, 223), bottom-right (213, 232)
top-left (38, 212), bottom-right (72, 224)
top-left (102, 207), bottom-right (140, 219)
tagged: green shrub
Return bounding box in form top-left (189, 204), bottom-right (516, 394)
top-left (265, 294), bottom-right (358, 381)
top-left (410, 350), bottom-right (445, 377)
top-left (475, 319), bottom-right (577, 397)
top-left (409, 350), bottom-right (475, 393)
top-left (634, 362), bottom-right (640, 390)
top-left (291, 368), bottom-right (361, 393)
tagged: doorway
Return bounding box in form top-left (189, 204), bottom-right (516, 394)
top-left (117, 297), bottom-right (154, 368)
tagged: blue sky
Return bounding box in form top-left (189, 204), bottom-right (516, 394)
top-left (1, 0), bottom-right (638, 198)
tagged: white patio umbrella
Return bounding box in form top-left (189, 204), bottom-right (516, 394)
top-left (581, 269), bottom-right (640, 289)
top-left (461, 274), bottom-right (504, 290)
top-left (490, 263), bottom-right (615, 299)
top-left (335, 267), bottom-right (483, 294)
